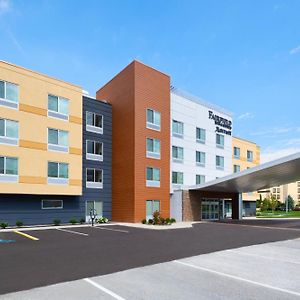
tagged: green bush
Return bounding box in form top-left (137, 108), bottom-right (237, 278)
top-left (170, 218), bottom-right (176, 223)
top-left (165, 217), bottom-right (171, 224)
top-left (16, 220), bottom-right (23, 227)
top-left (148, 219), bottom-right (154, 224)
top-left (79, 218), bottom-right (85, 224)
top-left (0, 222), bottom-right (8, 229)
top-left (160, 217), bottom-right (165, 225)
top-left (53, 219), bottom-right (61, 226)
top-left (141, 219), bottom-right (147, 224)
top-left (69, 219), bottom-right (77, 225)
top-left (97, 217), bottom-right (108, 224)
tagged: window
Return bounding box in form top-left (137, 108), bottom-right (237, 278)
top-left (0, 80), bottom-right (18, 109)
top-left (272, 188), bottom-right (276, 193)
top-left (146, 200), bottom-right (160, 220)
top-left (216, 155), bottom-right (224, 170)
top-left (172, 171), bottom-right (183, 184)
top-left (86, 168), bottom-right (103, 188)
top-left (0, 118), bottom-right (18, 145)
top-left (196, 174), bottom-right (205, 185)
top-left (42, 200), bottom-right (63, 209)
top-left (234, 165), bottom-right (240, 173)
top-left (86, 140), bottom-right (103, 161)
top-left (0, 156), bottom-right (18, 182)
top-left (172, 120), bottom-right (184, 137)
top-left (146, 167), bottom-right (160, 187)
top-left (48, 128), bottom-right (69, 152)
top-left (146, 138), bottom-right (160, 159)
top-left (172, 146), bottom-right (184, 162)
top-left (48, 95), bottom-right (69, 120)
top-left (247, 150), bottom-right (253, 162)
top-left (146, 109), bottom-right (161, 131)
top-left (86, 112), bottom-right (103, 134)
top-left (234, 147), bottom-right (240, 159)
top-left (196, 151), bottom-right (205, 166)
top-left (196, 127), bottom-right (206, 143)
top-left (216, 134), bottom-right (224, 148)
top-left (48, 162), bottom-right (68, 184)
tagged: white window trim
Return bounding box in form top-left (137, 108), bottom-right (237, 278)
top-left (41, 199), bottom-right (63, 210)
top-left (196, 151), bottom-right (205, 167)
top-left (172, 146), bottom-right (184, 163)
top-left (0, 118), bottom-right (19, 146)
top-left (172, 119), bottom-right (184, 138)
top-left (86, 168), bottom-right (103, 189)
top-left (146, 137), bottom-right (161, 159)
top-left (216, 156), bottom-right (225, 170)
top-left (47, 94), bottom-right (69, 121)
top-left (86, 111), bottom-right (104, 134)
top-left (0, 80), bottom-right (19, 110)
top-left (216, 134), bottom-right (225, 149)
top-left (196, 128), bottom-right (206, 144)
top-left (86, 140), bottom-right (103, 161)
top-left (47, 161), bottom-right (69, 185)
top-left (172, 171), bottom-right (184, 185)
top-left (146, 108), bottom-right (161, 132)
top-left (47, 128), bottom-right (69, 153)
top-left (146, 167), bottom-right (160, 187)
top-left (0, 156), bottom-right (19, 182)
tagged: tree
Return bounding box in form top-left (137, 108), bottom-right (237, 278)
top-left (269, 194), bottom-right (278, 212)
top-left (286, 195), bottom-right (295, 211)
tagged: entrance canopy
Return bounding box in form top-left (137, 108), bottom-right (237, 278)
top-left (189, 152), bottom-right (300, 193)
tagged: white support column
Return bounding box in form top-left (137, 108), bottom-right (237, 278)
top-left (238, 193), bottom-right (243, 220)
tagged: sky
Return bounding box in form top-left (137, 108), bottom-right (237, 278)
top-left (0, 0), bottom-right (300, 162)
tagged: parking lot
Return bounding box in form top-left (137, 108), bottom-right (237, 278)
top-left (1, 220), bottom-right (300, 299)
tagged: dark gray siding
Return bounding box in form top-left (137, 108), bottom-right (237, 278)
top-left (0, 195), bottom-right (83, 226)
top-left (82, 96), bottom-right (112, 219)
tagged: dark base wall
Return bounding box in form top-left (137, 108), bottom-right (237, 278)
top-left (0, 194), bottom-right (84, 226)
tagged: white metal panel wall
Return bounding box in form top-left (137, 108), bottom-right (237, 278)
top-left (170, 190), bottom-right (183, 221)
top-left (170, 91), bottom-right (233, 192)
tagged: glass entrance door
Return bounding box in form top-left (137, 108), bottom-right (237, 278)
top-left (201, 201), bottom-right (220, 220)
top-left (86, 201), bottom-right (103, 222)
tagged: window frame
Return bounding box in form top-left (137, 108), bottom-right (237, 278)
top-left (0, 156), bottom-right (18, 183)
top-left (86, 168), bottom-right (103, 189)
top-left (196, 174), bottom-right (205, 185)
top-left (47, 94), bottom-right (69, 121)
top-left (47, 128), bottom-right (69, 152)
top-left (216, 133), bottom-right (225, 149)
top-left (86, 111), bottom-right (104, 134)
top-left (196, 151), bottom-right (206, 167)
top-left (41, 199), bottom-right (63, 210)
top-left (0, 118), bottom-right (19, 146)
top-left (86, 140), bottom-right (103, 161)
top-left (146, 108), bottom-right (161, 131)
top-left (234, 164), bottom-right (240, 173)
top-left (196, 127), bottom-right (206, 144)
top-left (234, 147), bottom-right (240, 159)
top-left (146, 167), bottom-right (160, 187)
top-left (247, 150), bottom-right (253, 162)
top-left (172, 171), bottom-right (184, 185)
top-left (146, 137), bottom-right (161, 159)
top-left (172, 119), bottom-right (184, 138)
top-left (172, 145), bottom-right (184, 162)
top-left (216, 155), bottom-right (225, 170)
top-left (47, 161), bottom-right (69, 185)
top-left (0, 79), bottom-right (19, 109)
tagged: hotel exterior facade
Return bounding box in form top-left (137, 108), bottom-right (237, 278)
top-left (0, 60), bottom-right (261, 225)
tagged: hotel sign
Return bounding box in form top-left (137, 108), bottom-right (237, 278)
top-left (208, 110), bottom-right (232, 136)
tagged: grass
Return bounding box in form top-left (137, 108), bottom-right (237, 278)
top-left (256, 210), bottom-right (300, 218)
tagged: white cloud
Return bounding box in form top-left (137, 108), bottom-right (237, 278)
top-left (289, 45), bottom-right (300, 55)
top-left (250, 126), bottom-right (295, 136)
top-left (237, 112), bottom-right (254, 120)
top-left (260, 147), bottom-right (300, 163)
top-left (0, 0), bottom-right (10, 15)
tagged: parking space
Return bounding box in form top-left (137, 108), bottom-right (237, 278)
top-left (0, 221), bottom-right (300, 296)
top-left (2, 237), bottom-right (300, 300)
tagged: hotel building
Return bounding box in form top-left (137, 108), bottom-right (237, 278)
top-left (0, 59), bottom-right (261, 225)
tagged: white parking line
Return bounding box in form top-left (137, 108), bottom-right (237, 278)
top-left (56, 228), bottom-right (89, 236)
top-left (174, 260), bottom-right (300, 297)
top-left (93, 226), bottom-right (129, 233)
top-left (226, 249), bottom-right (300, 265)
top-left (84, 278), bottom-right (126, 300)
top-left (214, 222), bottom-right (300, 231)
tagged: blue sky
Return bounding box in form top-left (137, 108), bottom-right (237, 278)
top-left (1, 0), bottom-right (300, 162)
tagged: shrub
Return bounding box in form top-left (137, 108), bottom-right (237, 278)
top-left (69, 219), bottom-right (77, 225)
top-left (53, 219), bottom-right (61, 226)
top-left (170, 218), bottom-right (176, 223)
top-left (141, 219), bottom-right (147, 224)
top-left (165, 217), bottom-right (171, 224)
top-left (160, 217), bottom-right (165, 225)
top-left (0, 222), bottom-right (8, 229)
top-left (148, 218), bottom-right (154, 224)
top-left (16, 220), bottom-right (23, 227)
top-left (79, 218), bottom-right (85, 224)
top-left (98, 217), bottom-right (108, 224)
top-left (293, 206), bottom-right (300, 211)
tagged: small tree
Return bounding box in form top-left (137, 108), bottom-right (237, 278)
top-left (269, 194), bottom-right (278, 212)
top-left (260, 197), bottom-right (270, 211)
top-left (286, 195), bottom-right (295, 211)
